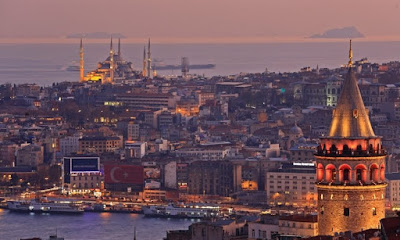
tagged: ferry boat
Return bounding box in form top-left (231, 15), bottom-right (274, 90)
top-left (143, 203), bottom-right (220, 219)
top-left (7, 198), bottom-right (84, 214)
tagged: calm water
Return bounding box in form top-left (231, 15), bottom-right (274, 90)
top-left (2, 42), bottom-right (400, 85)
top-left (0, 209), bottom-right (198, 240)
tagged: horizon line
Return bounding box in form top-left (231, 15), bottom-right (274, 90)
top-left (2, 36), bottom-right (400, 44)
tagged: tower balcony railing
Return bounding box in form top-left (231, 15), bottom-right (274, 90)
top-left (316, 180), bottom-right (386, 187)
top-left (315, 149), bottom-right (386, 157)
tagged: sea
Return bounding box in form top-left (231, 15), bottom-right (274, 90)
top-left (1, 41), bottom-right (400, 86)
top-left (0, 208), bottom-right (199, 240)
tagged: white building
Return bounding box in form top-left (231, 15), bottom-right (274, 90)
top-left (125, 141), bottom-right (147, 158)
top-left (155, 139), bottom-right (168, 152)
top-left (266, 163), bottom-right (317, 207)
top-left (386, 173), bottom-right (400, 209)
top-left (59, 133), bottom-right (82, 156)
top-left (164, 161), bottom-right (177, 189)
top-left (248, 215), bottom-right (279, 240)
top-left (279, 215), bottom-right (318, 238)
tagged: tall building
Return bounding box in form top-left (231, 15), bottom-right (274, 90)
top-left (315, 41), bottom-right (386, 235)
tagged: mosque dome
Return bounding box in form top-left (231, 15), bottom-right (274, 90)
top-left (289, 122), bottom-right (303, 136)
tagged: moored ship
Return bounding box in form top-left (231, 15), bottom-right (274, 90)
top-left (143, 203), bottom-right (220, 219)
top-left (7, 198), bottom-right (84, 214)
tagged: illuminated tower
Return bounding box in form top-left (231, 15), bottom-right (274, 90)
top-left (142, 46), bottom-right (147, 78)
top-left (147, 38), bottom-right (152, 79)
top-left (80, 38), bottom-right (84, 82)
top-left (109, 37), bottom-right (114, 83)
top-left (315, 40), bottom-right (386, 235)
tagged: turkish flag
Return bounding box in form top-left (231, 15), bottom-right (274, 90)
top-left (104, 164), bottom-right (144, 184)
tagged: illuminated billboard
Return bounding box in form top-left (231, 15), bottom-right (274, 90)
top-left (143, 167), bottom-right (161, 179)
top-left (62, 156), bottom-right (100, 184)
top-left (71, 158), bottom-right (100, 172)
top-left (104, 164), bottom-right (144, 184)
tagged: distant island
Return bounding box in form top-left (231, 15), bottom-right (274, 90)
top-left (66, 32), bottom-right (126, 39)
top-left (310, 26), bottom-right (364, 39)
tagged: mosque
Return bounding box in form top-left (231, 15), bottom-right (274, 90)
top-left (79, 38), bottom-right (154, 84)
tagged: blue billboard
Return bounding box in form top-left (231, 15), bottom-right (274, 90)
top-left (70, 157), bottom-right (100, 172)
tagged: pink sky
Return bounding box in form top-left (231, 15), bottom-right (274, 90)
top-left (1, 0), bottom-right (400, 43)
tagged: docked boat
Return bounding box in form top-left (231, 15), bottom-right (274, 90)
top-left (143, 203), bottom-right (220, 219)
top-left (7, 198), bottom-right (84, 214)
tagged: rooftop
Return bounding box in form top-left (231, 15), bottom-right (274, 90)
top-left (328, 68), bottom-right (375, 138)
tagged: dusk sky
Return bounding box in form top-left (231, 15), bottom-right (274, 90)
top-left (1, 0), bottom-right (400, 42)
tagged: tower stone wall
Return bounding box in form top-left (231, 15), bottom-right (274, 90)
top-left (317, 185), bottom-right (385, 235)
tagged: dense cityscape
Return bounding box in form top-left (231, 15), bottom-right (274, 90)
top-left (0, 37), bottom-right (399, 240)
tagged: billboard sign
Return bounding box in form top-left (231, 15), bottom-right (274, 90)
top-left (71, 157), bottom-right (100, 172)
top-left (104, 164), bottom-right (144, 184)
top-left (143, 167), bottom-right (161, 179)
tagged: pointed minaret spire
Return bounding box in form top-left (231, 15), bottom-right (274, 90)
top-left (133, 226), bottom-right (137, 240)
top-left (80, 38), bottom-right (84, 82)
top-left (147, 38), bottom-right (152, 79)
top-left (109, 37), bottom-right (114, 83)
top-left (142, 46), bottom-right (147, 77)
top-left (118, 38), bottom-right (121, 56)
top-left (348, 39), bottom-right (353, 67)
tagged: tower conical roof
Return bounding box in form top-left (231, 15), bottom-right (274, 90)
top-left (328, 68), bottom-right (375, 138)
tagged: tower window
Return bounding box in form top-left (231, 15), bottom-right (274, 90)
top-left (343, 169), bottom-right (350, 181)
top-left (344, 208), bottom-right (350, 216)
top-left (356, 169), bottom-right (362, 181)
top-left (372, 208), bottom-right (377, 216)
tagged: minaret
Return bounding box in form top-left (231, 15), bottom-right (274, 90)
top-left (80, 38), bottom-right (84, 82)
top-left (109, 37), bottom-right (114, 83)
top-left (118, 38), bottom-right (121, 57)
top-left (315, 40), bottom-right (386, 235)
top-left (147, 38), bottom-right (152, 79)
top-left (142, 46), bottom-right (147, 78)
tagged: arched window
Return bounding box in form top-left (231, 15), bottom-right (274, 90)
top-left (339, 164), bottom-right (352, 182)
top-left (332, 89), bottom-right (336, 94)
top-left (356, 169), bottom-right (362, 181)
top-left (343, 169), bottom-right (350, 181)
top-left (355, 164), bottom-right (367, 183)
top-left (370, 164), bottom-right (380, 182)
top-left (325, 164), bottom-right (336, 182)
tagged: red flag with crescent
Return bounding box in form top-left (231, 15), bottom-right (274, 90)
top-left (104, 164), bottom-right (144, 184)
